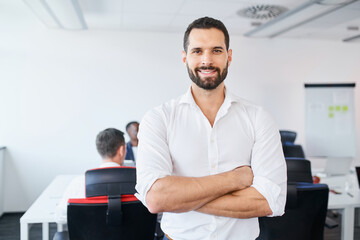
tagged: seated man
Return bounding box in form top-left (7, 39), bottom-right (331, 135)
top-left (55, 128), bottom-right (126, 225)
top-left (125, 121), bottom-right (139, 162)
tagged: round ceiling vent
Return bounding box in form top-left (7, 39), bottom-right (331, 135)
top-left (237, 5), bottom-right (288, 20)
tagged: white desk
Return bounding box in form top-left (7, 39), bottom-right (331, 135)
top-left (316, 170), bottom-right (360, 240)
top-left (20, 175), bottom-right (78, 240)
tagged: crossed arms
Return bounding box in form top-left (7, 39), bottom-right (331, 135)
top-left (138, 106), bottom-right (286, 219)
top-left (145, 166), bottom-right (273, 219)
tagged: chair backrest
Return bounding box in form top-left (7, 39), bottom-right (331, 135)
top-left (257, 158), bottom-right (329, 240)
top-left (85, 167), bottom-right (137, 198)
top-left (257, 183), bottom-right (329, 240)
top-left (286, 158), bottom-right (313, 183)
top-left (283, 144), bottom-right (305, 158)
top-left (67, 167), bottom-right (157, 240)
top-left (279, 130), bottom-right (297, 144)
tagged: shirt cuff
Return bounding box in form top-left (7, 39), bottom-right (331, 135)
top-left (251, 175), bottom-right (284, 217)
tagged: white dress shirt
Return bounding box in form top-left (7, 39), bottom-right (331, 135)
top-left (135, 86), bottom-right (287, 240)
top-left (132, 146), bottom-right (138, 161)
top-left (55, 162), bottom-right (120, 224)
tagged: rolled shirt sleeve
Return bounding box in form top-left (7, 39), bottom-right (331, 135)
top-left (250, 108), bottom-right (287, 217)
top-left (135, 106), bottom-right (173, 207)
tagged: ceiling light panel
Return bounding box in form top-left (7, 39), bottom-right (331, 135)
top-left (45, 0), bottom-right (87, 29)
top-left (278, 0), bottom-right (360, 40)
top-left (343, 34), bottom-right (360, 41)
top-left (23, 0), bottom-right (87, 29)
top-left (23, 0), bottom-right (60, 28)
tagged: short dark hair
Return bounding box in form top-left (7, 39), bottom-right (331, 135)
top-left (183, 16), bottom-right (230, 53)
top-left (96, 128), bottom-right (125, 159)
top-left (126, 121), bottom-right (139, 132)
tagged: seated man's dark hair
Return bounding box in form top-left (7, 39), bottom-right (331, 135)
top-left (126, 121), bottom-right (139, 132)
top-left (96, 128), bottom-right (125, 158)
top-left (183, 16), bottom-right (230, 53)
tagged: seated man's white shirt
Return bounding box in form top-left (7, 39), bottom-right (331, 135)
top-left (55, 162), bottom-right (120, 224)
top-left (135, 86), bottom-right (287, 240)
top-left (132, 146), bottom-right (138, 161)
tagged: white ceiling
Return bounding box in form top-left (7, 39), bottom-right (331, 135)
top-left (78, 0), bottom-right (304, 34)
top-left (2, 0), bottom-right (360, 41)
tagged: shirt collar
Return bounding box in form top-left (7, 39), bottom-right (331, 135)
top-left (179, 86), bottom-right (195, 105)
top-left (179, 85), bottom-right (239, 106)
top-left (100, 162), bottom-right (121, 168)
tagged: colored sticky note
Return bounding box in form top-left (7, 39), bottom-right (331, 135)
top-left (329, 106), bottom-right (334, 111)
top-left (329, 113), bottom-right (334, 118)
top-left (342, 105), bottom-right (348, 112)
top-left (335, 106), bottom-right (341, 111)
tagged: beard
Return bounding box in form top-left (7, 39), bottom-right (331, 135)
top-left (187, 62), bottom-right (228, 90)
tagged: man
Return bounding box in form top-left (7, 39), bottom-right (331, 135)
top-left (55, 128), bottom-right (127, 225)
top-left (125, 121), bottom-right (139, 162)
top-left (135, 17), bottom-right (287, 240)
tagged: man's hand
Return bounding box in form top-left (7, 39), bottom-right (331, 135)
top-left (232, 166), bottom-right (253, 190)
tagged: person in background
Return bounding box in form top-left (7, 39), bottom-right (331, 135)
top-left (135, 16), bottom-right (287, 240)
top-left (125, 121), bottom-right (139, 162)
top-left (54, 128), bottom-right (126, 233)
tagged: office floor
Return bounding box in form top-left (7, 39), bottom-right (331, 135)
top-left (0, 213), bottom-right (57, 240)
top-left (1, 212), bottom-right (360, 240)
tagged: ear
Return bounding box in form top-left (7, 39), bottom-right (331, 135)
top-left (227, 49), bottom-right (232, 67)
top-left (182, 50), bottom-right (187, 65)
top-left (118, 145), bottom-right (126, 159)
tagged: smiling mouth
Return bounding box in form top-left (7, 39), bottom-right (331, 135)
top-left (196, 67), bottom-right (218, 76)
top-left (198, 69), bottom-right (216, 75)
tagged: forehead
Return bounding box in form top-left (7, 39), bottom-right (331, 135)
top-left (129, 123), bottom-right (139, 129)
top-left (188, 28), bottom-right (226, 49)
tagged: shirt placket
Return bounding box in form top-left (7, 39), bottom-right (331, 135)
top-left (208, 127), bottom-right (218, 175)
top-left (208, 126), bottom-right (219, 238)
top-left (211, 230), bottom-right (218, 240)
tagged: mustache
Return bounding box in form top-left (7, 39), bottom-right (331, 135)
top-left (195, 66), bottom-right (219, 71)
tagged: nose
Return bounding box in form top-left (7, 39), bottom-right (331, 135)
top-left (201, 51), bottom-right (213, 66)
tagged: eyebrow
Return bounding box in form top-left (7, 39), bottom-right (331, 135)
top-left (190, 47), bottom-right (202, 52)
top-left (190, 46), bottom-right (225, 52)
top-left (213, 46), bottom-right (224, 50)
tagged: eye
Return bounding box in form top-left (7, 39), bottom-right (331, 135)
top-left (192, 50), bottom-right (201, 54)
top-left (213, 49), bottom-right (223, 54)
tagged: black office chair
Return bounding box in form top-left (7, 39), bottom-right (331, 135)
top-left (286, 158), bottom-right (312, 183)
top-left (286, 157), bottom-right (337, 230)
top-left (283, 144), bottom-right (305, 158)
top-left (67, 167), bottom-right (157, 240)
top-left (279, 130), bottom-right (297, 145)
top-left (279, 130), bottom-right (305, 159)
top-left (257, 158), bottom-right (329, 240)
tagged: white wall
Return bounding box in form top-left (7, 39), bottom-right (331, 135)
top-left (1, 23), bottom-right (360, 211)
top-left (0, 147), bottom-right (5, 217)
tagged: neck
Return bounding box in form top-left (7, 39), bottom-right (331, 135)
top-left (102, 158), bottom-right (121, 166)
top-left (130, 139), bottom-right (138, 147)
top-left (191, 83), bottom-right (225, 127)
